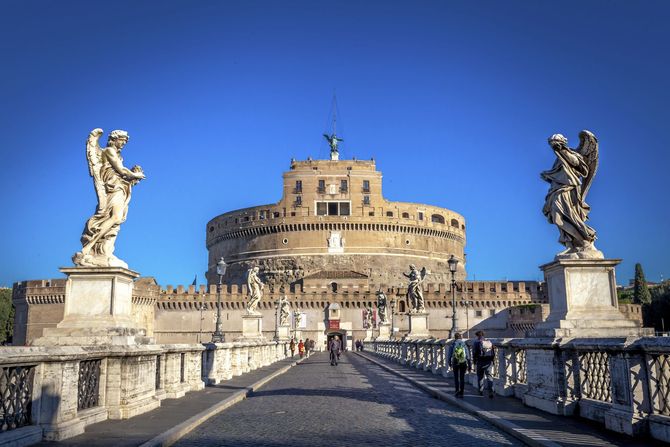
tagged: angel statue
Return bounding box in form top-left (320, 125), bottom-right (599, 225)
top-left (294, 308), bottom-right (303, 328)
top-left (365, 306), bottom-right (374, 329)
top-left (376, 290), bottom-right (389, 325)
top-left (72, 128), bottom-right (145, 268)
top-left (541, 131), bottom-right (603, 259)
top-left (246, 267), bottom-right (264, 314)
top-left (323, 133), bottom-right (343, 160)
top-left (403, 265), bottom-right (427, 313)
top-left (278, 296), bottom-right (291, 326)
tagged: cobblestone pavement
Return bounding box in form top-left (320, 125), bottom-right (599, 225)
top-left (174, 352), bottom-right (524, 447)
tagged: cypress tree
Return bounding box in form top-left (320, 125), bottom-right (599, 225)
top-left (633, 263), bottom-right (652, 305)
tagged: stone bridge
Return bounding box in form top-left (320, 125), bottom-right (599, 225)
top-left (1, 337), bottom-right (668, 447)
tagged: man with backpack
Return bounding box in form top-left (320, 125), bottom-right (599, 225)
top-left (329, 336), bottom-right (341, 366)
top-left (472, 330), bottom-right (496, 398)
top-left (447, 332), bottom-right (471, 397)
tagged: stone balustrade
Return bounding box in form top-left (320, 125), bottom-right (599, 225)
top-left (0, 340), bottom-right (290, 446)
top-left (366, 336), bottom-right (670, 443)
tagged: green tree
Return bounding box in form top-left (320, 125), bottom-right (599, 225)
top-left (0, 288), bottom-right (14, 344)
top-left (633, 263), bottom-right (652, 305)
top-left (643, 281), bottom-right (670, 332)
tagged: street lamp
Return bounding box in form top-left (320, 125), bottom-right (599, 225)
top-left (448, 255), bottom-right (459, 339)
top-left (460, 300), bottom-right (474, 339)
top-left (390, 297), bottom-right (396, 339)
top-left (212, 257), bottom-right (227, 343)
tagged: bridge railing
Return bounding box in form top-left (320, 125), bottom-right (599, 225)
top-left (0, 340), bottom-right (290, 446)
top-left (365, 336), bottom-right (670, 443)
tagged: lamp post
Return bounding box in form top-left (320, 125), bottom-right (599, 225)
top-left (212, 257), bottom-right (227, 343)
top-left (448, 255), bottom-right (459, 339)
top-left (460, 300), bottom-right (474, 339)
top-left (390, 298), bottom-right (396, 339)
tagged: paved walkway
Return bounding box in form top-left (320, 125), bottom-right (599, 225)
top-left (356, 352), bottom-right (663, 447)
top-left (35, 356), bottom-right (301, 447)
top-left (174, 352), bottom-right (524, 447)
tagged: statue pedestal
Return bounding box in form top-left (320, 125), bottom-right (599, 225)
top-left (376, 323), bottom-right (391, 340)
top-left (532, 259), bottom-right (652, 337)
top-left (275, 324), bottom-right (291, 341)
top-left (364, 328), bottom-right (374, 341)
top-left (407, 312), bottom-right (430, 338)
top-left (238, 313), bottom-right (264, 340)
top-left (34, 267), bottom-right (151, 346)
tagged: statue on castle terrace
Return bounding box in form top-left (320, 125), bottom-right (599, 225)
top-left (246, 267), bottom-right (264, 314)
top-left (541, 130), bottom-right (603, 259)
top-left (323, 133), bottom-right (342, 160)
top-left (376, 290), bottom-right (388, 324)
top-left (278, 296), bottom-right (290, 326)
top-left (403, 265), bottom-right (427, 313)
top-left (73, 128), bottom-right (145, 268)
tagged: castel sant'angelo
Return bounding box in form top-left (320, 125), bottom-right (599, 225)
top-left (19, 130), bottom-right (624, 349)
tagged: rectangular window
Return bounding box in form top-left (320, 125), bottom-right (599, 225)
top-left (340, 180), bottom-right (348, 192)
top-left (295, 196), bottom-right (302, 206)
top-left (475, 310), bottom-right (483, 317)
top-left (362, 180), bottom-right (370, 192)
top-left (328, 202), bottom-right (338, 215)
top-left (363, 195), bottom-right (370, 205)
top-left (317, 202), bottom-right (327, 216)
top-left (339, 202), bottom-right (350, 216)
top-left (318, 179), bottom-right (325, 193)
top-left (490, 309), bottom-right (495, 317)
top-left (295, 180), bottom-right (302, 193)
top-left (418, 212), bottom-right (424, 221)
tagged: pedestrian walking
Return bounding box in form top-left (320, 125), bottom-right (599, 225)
top-left (298, 339), bottom-right (305, 358)
top-left (447, 332), bottom-right (471, 397)
top-left (289, 337), bottom-right (296, 357)
top-left (329, 336), bottom-right (341, 366)
top-left (472, 330), bottom-right (496, 398)
top-left (304, 338), bottom-right (310, 357)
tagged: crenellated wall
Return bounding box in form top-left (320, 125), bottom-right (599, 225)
top-left (13, 277), bottom-right (548, 346)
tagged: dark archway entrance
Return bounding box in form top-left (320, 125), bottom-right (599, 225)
top-left (326, 330), bottom-right (348, 351)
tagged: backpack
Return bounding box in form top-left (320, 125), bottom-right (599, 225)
top-left (453, 343), bottom-right (467, 365)
top-left (480, 339), bottom-right (494, 358)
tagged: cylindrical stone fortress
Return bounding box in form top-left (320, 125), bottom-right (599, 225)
top-left (206, 158), bottom-right (466, 289)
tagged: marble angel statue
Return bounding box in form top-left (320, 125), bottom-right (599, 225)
top-left (541, 130), bottom-right (603, 259)
top-left (278, 295), bottom-right (291, 326)
top-left (376, 290), bottom-right (389, 325)
top-left (72, 128), bottom-right (145, 268)
top-left (403, 265), bottom-right (427, 313)
top-left (246, 267), bottom-right (264, 313)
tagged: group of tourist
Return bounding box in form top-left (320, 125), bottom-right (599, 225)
top-left (446, 330), bottom-right (496, 398)
top-left (289, 337), bottom-right (315, 358)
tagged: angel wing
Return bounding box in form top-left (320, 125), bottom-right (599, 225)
top-left (86, 129), bottom-right (107, 211)
top-left (420, 267), bottom-right (427, 280)
top-left (576, 130), bottom-right (599, 199)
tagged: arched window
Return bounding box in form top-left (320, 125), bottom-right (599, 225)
top-left (398, 300), bottom-right (406, 313)
top-left (451, 219), bottom-right (459, 228)
top-left (431, 214), bottom-right (445, 224)
top-left (402, 212), bottom-right (410, 219)
top-left (331, 282), bottom-right (338, 293)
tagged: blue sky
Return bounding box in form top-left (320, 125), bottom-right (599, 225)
top-left (1, 0), bottom-right (668, 287)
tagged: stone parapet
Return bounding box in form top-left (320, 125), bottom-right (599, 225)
top-left (365, 336), bottom-right (670, 444)
top-left (0, 340), bottom-right (290, 446)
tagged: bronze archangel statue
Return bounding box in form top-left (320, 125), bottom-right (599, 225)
top-left (541, 130), bottom-right (603, 259)
top-left (73, 128), bottom-right (145, 268)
